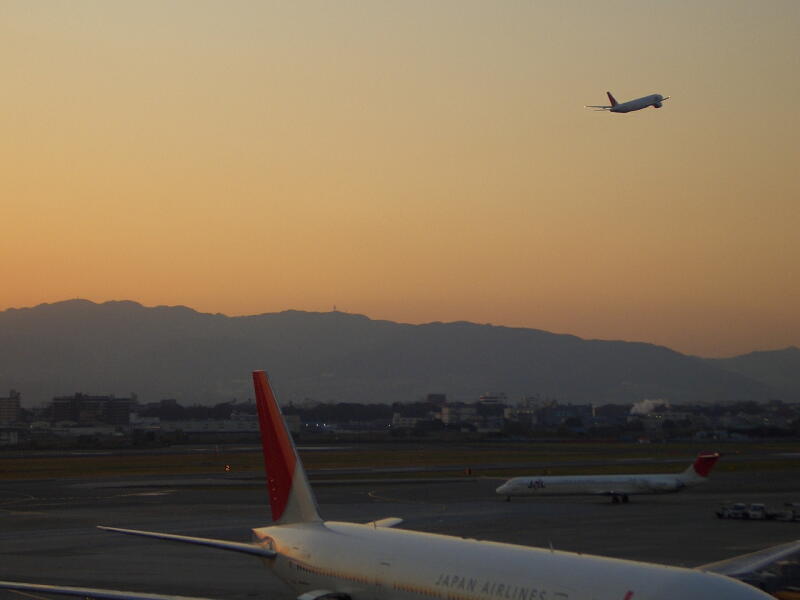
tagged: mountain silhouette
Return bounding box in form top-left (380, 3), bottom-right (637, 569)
top-left (706, 346), bottom-right (800, 400)
top-left (0, 300), bottom-right (790, 406)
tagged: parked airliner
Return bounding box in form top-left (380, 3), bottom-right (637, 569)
top-left (587, 91), bottom-right (669, 113)
top-left (0, 373), bottom-right (784, 600)
top-left (497, 452), bottom-right (719, 503)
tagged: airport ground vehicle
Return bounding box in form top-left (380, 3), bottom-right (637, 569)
top-left (747, 504), bottom-right (770, 520)
top-left (775, 504), bottom-right (800, 522)
top-left (716, 502), bottom-right (788, 520)
top-left (717, 503), bottom-right (750, 519)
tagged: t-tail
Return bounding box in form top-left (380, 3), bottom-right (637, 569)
top-left (606, 91), bottom-right (618, 107)
top-left (253, 370), bottom-right (321, 524)
top-left (678, 452), bottom-right (721, 485)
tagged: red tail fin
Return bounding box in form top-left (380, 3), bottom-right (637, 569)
top-left (253, 371), bottom-right (320, 524)
top-left (606, 91), bottom-right (618, 107)
top-left (693, 452), bottom-right (721, 477)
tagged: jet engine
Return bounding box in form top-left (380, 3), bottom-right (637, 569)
top-left (653, 102), bottom-right (662, 108)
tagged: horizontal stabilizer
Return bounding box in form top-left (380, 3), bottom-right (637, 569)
top-left (0, 580), bottom-right (217, 600)
top-left (98, 526), bottom-right (276, 558)
top-left (365, 517), bottom-right (404, 528)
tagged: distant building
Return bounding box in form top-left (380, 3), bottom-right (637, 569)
top-left (425, 394), bottom-right (447, 407)
top-left (476, 394), bottom-right (506, 432)
top-left (51, 393), bottom-right (133, 426)
top-left (592, 404), bottom-right (633, 428)
top-left (536, 403), bottom-right (593, 429)
top-left (441, 402), bottom-right (477, 426)
top-left (0, 429), bottom-right (19, 446)
top-left (439, 394), bottom-right (509, 432)
top-left (392, 401), bottom-right (439, 429)
top-left (505, 396), bottom-right (552, 427)
top-left (391, 413), bottom-right (423, 429)
top-left (159, 418), bottom-right (259, 433)
top-left (0, 390), bottom-right (21, 425)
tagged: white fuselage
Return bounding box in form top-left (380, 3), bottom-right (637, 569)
top-left (611, 94), bottom-right (665, 113)
top-left (496, 473), bottom-right (689, 497)
top-left (252, 521), bottom-right (770, 600)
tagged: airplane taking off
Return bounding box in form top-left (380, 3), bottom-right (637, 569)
top-left (0, 374), bottom-right (784, 600)
top-left (587, 91), bottom-right (669, 112)
top-left (496, 452), bottom-right (720, 503)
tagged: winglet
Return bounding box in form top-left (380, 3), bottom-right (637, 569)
top-left (253, 371), bottom-right (321, 524)
top-left (365, 517), bottom-right (404, 528)
top-left (606, 91), bottom-right (618, 107)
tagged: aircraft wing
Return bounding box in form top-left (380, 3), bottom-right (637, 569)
top-left (0, 529), bottom-right (278, 600)
top-left (0, 580), bottom-right (218, 600)
top-left (697, 539), bottom-right (800, 577)
top-left (585, 105), bottom-right (611, 109)
top-left (97, 526), bottom-right (276, 558)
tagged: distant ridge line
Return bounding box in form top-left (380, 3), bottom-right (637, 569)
top-left (0, 299), bottom-right (795, 406)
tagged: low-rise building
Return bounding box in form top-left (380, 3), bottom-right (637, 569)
top-left (0, 390), bottom-right (21, 425)
top-left (51, 393), bottom-right (133, 426)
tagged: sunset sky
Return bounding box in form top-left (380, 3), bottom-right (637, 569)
top-left (2, 1), bottom-right (798, 357)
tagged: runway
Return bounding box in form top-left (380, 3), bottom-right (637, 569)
top-left (1, 468), bottom-right (799, 600)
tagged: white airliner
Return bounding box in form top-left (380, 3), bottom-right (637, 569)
top-left (586, 91), bottom-right (669, 113)
top-left (0, 372), bottom-right (788, 600)
top-left (496, 452), bottom-right (719, 503)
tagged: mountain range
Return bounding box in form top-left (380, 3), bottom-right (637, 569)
top-left (1, 300), bottom-right (797, 407)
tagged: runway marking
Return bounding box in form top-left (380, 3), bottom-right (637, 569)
top-left (4, 511), bottom-right (46, 516)
top-left (0, 489), bottom-right (177, 513)
top-left (109, 490), bottom-right (177, 498)
top-left (367, 490), bottom-right (447, 511)
top-left (3, 590), bottom-right (53, 600)
top-left (0, 493), bottom-right (38, 514)
top-left (0, 493), bottom-right (37, 506)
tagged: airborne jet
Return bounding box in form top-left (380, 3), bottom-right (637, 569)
top-left (587, 91), bottom-right (669, 112)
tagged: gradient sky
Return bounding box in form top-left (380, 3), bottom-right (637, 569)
top-left (1, 1), bottom-right (798, 357)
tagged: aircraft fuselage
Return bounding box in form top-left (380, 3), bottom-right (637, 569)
top-left (496, 473), bottom-right (686, 498)
top-left (253, 521), bottom-right (770, 600)
top-left (610, 94), bottom-right (665, 112)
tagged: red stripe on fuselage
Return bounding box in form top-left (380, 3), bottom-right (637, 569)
top-left (253, 371), bottom-right (296, 522)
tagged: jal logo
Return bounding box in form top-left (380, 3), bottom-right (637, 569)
top-left (527, 479), bottom-right (545, 489)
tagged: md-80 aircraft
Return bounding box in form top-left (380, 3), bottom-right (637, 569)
top-left (0, 373), bottom-right (788, 600)
top-left (587, 91), bottom-right (669, 113)
top-left (497, 452), bottom-right (719, 503)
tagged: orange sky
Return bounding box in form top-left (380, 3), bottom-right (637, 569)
top-left (1, 1), bottom-right (798, 357)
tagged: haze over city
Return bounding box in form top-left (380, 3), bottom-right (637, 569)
top-left (2, 1), bottom-right (798, 358)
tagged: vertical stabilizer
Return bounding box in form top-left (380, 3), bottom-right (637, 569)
top-left (253, 371), bottom-right (321, 524)
top-left (606, 92), bottom-right (618, 107)
top-left (679, 452), bottom-right (720, 484)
